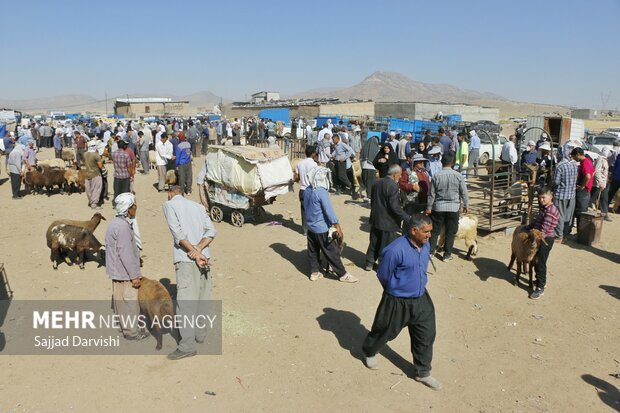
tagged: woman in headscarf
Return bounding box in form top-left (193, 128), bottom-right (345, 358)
top-left (373, 142), bottom-right (398, 178)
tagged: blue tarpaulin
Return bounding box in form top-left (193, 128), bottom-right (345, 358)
top-left (259, 109), bottom-right (290, 126)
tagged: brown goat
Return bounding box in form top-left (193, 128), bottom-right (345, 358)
top-left (138, 277), bottom-right (178, 350)
top-left (508, 226), bottom-right (547, 287)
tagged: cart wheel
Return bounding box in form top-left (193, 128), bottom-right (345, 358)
top-left (210, 206), bottom-right (223, 223)
top-left (253, 206), bottom-right (266, 223)
top-left (231, 210), bottom-right (244, 227)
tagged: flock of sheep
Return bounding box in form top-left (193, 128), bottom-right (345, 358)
top-left (25, 150), bottom-right (84, 195)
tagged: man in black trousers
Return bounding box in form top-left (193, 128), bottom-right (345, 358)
top-left (426, 150), bottom-right (469, 262)
top-left (362, 214), bottom-right (442, 390)
top-left (364, 164), bottom-right (410, 271)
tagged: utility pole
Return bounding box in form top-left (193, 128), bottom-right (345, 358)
top-left (105, 92), bottom-right (108, 114)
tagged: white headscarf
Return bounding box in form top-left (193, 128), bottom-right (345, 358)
top-left (307, 166), bottom-right (331, 191)
top-left (87, 140), bottom-right (98, 152)
top-left (115, 192), bottom-right (135, 217)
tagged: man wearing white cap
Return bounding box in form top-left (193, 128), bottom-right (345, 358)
top-left (387, 131), bottom-right (398, 152)
top-left (105, 193), bottom-right (148, 341)
top-left (84, 140), bottom-right (103, 209)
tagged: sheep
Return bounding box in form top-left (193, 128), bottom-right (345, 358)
top-left (138, 277), bottom-right (179, 350)
top-left (46, 212), bottom-right (106, 247)
top-left (23, 169), bottom-right (47, 194)
top-left (508, 226), bottom-right (547, 287)
top-left (38, 158), bottom-right (66, 169)
top-left (148, 150), bottom-right (157, 169)
top-left (166, 169), bottom-right (177, 188)
top-left (64, 167), bottom-right (80, 194)
top-left (24, 166), bottom-right (66, 195)
top-left (437, 215), bottom-right (479, 260)
top-left (63, 162), bottom-right (85, 194)
top-left (498, 180), bottom-right (528, 216)
top-left (47, 224), bottom-right (104, 269)
top-left (62, 148), bottom-right (76, 164)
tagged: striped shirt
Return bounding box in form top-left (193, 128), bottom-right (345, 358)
top-left (427, 167), bottom-right (469, 212)
top-left (528, 203), bottom-right (560, 238)
top-left (553, 159), bottom-right (578, 200)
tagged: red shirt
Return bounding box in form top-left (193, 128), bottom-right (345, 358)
top-left (578, 157), bottom-right (595, 192)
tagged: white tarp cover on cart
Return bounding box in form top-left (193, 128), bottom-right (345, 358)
top-left (205, 145), bottom-right (293, 200)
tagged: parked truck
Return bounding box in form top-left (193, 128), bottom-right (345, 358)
top-left (0, 109), bottom-right (23, 136)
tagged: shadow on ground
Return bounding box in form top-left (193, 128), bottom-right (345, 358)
top-left (270, 242), bottom-right (309, 279)
top-left (581, 374), bottom-right (620, 412)
top-left (472, 257), bottom-right (531, 291)
top-left (317, 307), bottom-right (413, 377)
top-left (599, 285), bottom-right (620, 301)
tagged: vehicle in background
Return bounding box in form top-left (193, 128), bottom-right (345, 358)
top-left (0, 108), bottom-right (23, 136)
top-left (478, 134), bottom-right (507, 164)
top-left (50, 111), bottom-right (67, 127)
top-left (604, 127), bottom-right (620, 138)
top-left (470, 120), bottom-right (501, 134)
top-left (585, 134), bottom-right (618, 154)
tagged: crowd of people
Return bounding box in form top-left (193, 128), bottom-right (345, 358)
top-left (2, 114), bottom-right (619, 390)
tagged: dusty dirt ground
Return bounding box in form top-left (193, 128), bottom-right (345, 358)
top-left (0, 147), bottom-right (618, 412)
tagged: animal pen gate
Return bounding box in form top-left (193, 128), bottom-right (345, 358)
top-left (247, 137), bottom-right (307, 160)
top-left (462, 161), bottom-right (534, 232)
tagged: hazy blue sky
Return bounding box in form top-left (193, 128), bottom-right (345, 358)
top-left (4, 0), bottom-right (620, 109)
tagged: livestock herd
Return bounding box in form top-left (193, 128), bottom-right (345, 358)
top-left (25, 150), bottom-right (84, 195)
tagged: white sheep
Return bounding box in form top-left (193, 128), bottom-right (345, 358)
top-left (38, 158), bottom-right (66, 169)
top-left (148, 150), bottom-right (157, 169)
top-left (437, 215), bottom-right (479, 260)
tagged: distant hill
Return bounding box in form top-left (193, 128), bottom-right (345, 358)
top-left (290, 71), bottom-right (504, 103)
top-left (289, 71), bottom-right (569, 117)
top-left (0, 91), bottom-right (229, 115)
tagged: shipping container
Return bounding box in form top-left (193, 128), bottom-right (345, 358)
top-left (524, 116), bottom-right (584, 146)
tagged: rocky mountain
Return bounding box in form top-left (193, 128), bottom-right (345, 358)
top-left (290, 71), bottom-right (505, 103)
top-left (288, 71), bottom-right (568, 116)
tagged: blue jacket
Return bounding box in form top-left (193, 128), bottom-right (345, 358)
top-left (377, 236), bottom-right (429, 298)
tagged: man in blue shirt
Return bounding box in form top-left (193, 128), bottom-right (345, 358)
top-left (303, 167), bottom-right (358, 283)
top-left (468, 130), bottom-right (481, 176)
top-left (362, 213), bottom-right (442, 391)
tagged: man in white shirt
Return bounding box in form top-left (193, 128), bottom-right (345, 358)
top-left (317, 123), bottom-right (330, 143)
top-left (387, 131), bottom-right (399, 152)
top-left (295, 146), bottom-right (319, 235)
top-left (398, 133), bottom-right (412, 164)
top-left (500, 134), bottom-right (518, 165)
top-left (156, 133), bottom-right (174, 192)
top-left (500, 134), bottom-right (519, 181)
